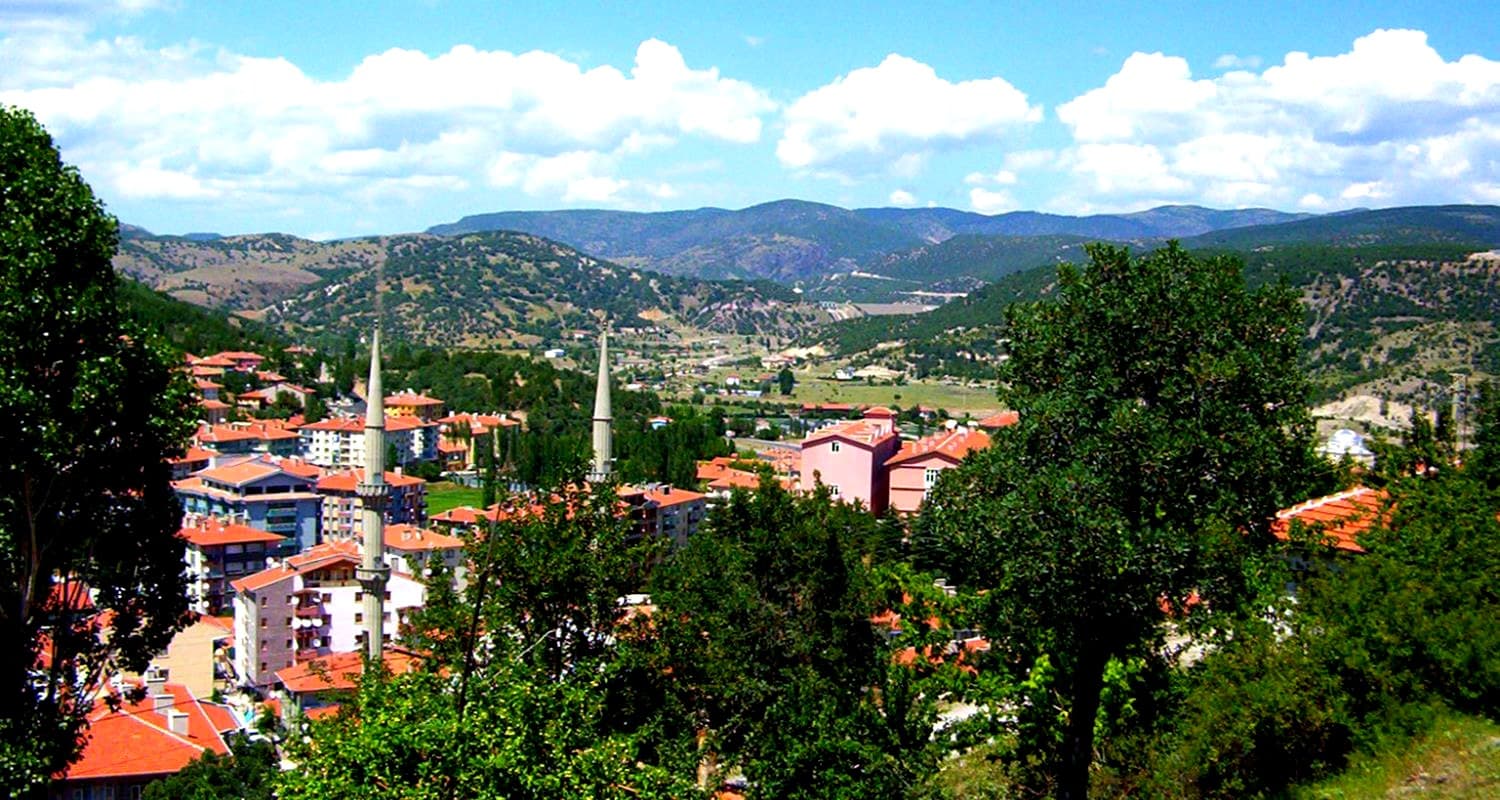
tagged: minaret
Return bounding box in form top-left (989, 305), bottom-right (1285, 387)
top-left (357, 328), bottom-right (390, 662)
top-left (588, 329), bottom-right (613, 482)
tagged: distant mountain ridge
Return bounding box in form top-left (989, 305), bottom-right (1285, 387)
top-left (111, 229), bottom-right (827, 346)
top-left (427, 200), bottom-right (1313, 283)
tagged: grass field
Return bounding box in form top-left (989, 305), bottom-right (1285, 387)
top-left (426, 481), bottom-right (485, 515)
top-left (1295, 712), bottom-right (1500, 799)
top-left (785, 377), bottom-right (1000, 415)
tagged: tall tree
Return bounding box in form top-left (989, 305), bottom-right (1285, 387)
top-left (0, 106), bottom-right (195, 794)
top-left (915, 243), bottom-right (1315, 798)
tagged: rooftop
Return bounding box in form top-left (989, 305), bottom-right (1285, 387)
top-left (886, 427), bottom-right (992, 467)
top-left (1271, 486), bottom-right (1388, 554)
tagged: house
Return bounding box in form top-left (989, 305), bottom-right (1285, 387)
top-left (1271, 486), bottom-right (1388, 555)
top-left (230, 540), bottom-right (426, 688)
top-left (618, 484), bottom-right (708, 548)
top-left (383, 523), bottom-right (466, 582)
top-left (50, 675), bottom-right (234, 799)
top-left (197, 398), bottom-right (231, 424)
top-left (975, 410), bottom-right (1020, 431)
top-left (174, 455), bottom-right (323, 551)
top-left (885, 427), bottom-right (992, 515)
top-left (299, 415), bottom-right (439, 468)
top-left (544, 348), bottom-right (566, 359)
top-left (169, 445), bottom-right (219, 480)
top-left (386, 391), bottom-right (446, 422)
top-left (195, 378), bottom-right (222, 401)
top-left (180, 514), bottom-right (290, 615)
top-left (133, 614), bottom-right (235, 700)
top-left (193, 421), bottom-right (301, 457)
top-left (211, 350), bottom-right (266, 372)
top-left (800, 407), bottom-right (902, 515)
top-left (316, 468), bottom-right (428, 539)
top-left (1319, 428), bottom-right (1377, 468)
top-left (237, 382), bottom-right (314, 411)
top-left (436, 412), bottom-right (520, 471)
top-left (273, 647), bottom-right (423, 721)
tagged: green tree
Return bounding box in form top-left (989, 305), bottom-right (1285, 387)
top-left (0, 106), bottom-right (195, 795)
top-left (777, 367), bottom-right (795, 396)
top-left (142, 736), bottom-right (276, 800)
top-left (915, 243), bottom-right (1315, 798)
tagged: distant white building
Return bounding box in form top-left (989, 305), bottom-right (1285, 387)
top-left (544, 348), bottom-right (566, 359)
top-left (1320, 428), bottom-right (1376, 467)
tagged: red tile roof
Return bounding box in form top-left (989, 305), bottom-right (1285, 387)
top-left (61, 682), bottom-right (228, 781)
top-left (803, 418), bottom-right (897, 448)
top-left (230, 540), bottom-right (360, 593)
top-left (863, 406), bottom-right (897, 418)
top-left (886, 428), bottom-right (992, 467)
top-left (169, 445), bottom-right (219, 466)
top-left (316, 468), bottom-right (426, 491)
top-left (976, 410), bottom-right (1020, 430)
top-left (387, 392), bottom-right (444, 407)
top-left (275, 647), bottom-right (422, 694)
top-left (179, 517), bottom-right (286, 548)
top-left (1271, 486), bottom-right (1388, 554)
top-left (301, 415), bottom-right (431, 432)
top-left (622, 484), bottom-right (707, 508)
top-left (384, 523), bottom-right (464, 551)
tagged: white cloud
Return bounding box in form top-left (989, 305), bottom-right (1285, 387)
top-left (0, 33), bottom-right (774, 215)
top-left (1213, 53), bottom-right (1262, 70)
top-left (969, 187), bottom-right (1018, 214)
top-left (776, 53), bottom-right (1040, 177)
top-left (1050, 29), bottom-right (1500, 209)
top-left (888, 189), bottom-right (917, 206)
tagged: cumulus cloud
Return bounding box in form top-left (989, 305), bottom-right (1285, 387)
top-left (1051, 29), bottom-right (1500, 210)
top-left (776, 54), bottom-right (1041, 177)
top-left (969, 187), bottom-right (1018, 215)
top-left (1212, 53), bottom-right (1262, 70)
top-left (0, 33), bottom-right (772, 216)
top-left (887, 189), bottom-right (917, 206)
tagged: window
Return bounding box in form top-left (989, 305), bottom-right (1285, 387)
top-left (354, 591), bottom-right (362, 601)
top-left (829, 484), bottom-right (841, 498)
top-left (285, 595), bottom-right (293, 604)
top-left (924, 468), bottom-right (941, 488)
top-left (355, 613), bottom-right (363, 623)
top-left (259, 596), bottom-right (267, 607)
top-left (284, 639), bottom-right (292, 648)
top-left (260, 661), bottom-right (267, 672)
top-left (284, 617), bottom-right (292, 626)
top-left (260, 618), bottom-right (267, 628)
top-left (830, 441), bottom-right (841, 453)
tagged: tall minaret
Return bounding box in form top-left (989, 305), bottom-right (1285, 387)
top-left (357, 328), bottom-right (390, 661)
top-left (588, 329), bottom-right (613, 482)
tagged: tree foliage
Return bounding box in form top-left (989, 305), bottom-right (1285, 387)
top-left (914, 242), bottom-right (1316, 797)
top-left (0, 106), bottom-right (195, 795)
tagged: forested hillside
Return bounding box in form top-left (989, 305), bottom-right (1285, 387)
top-left (114, 229), bottom-right (826, 346)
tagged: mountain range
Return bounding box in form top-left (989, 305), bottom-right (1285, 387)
top-left (427, 199), bottom-right (1314, 283)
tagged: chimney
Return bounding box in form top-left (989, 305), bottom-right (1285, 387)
top-left (152, 691), bottom-right (173, 712)
top-left (145, 671), bottom-right (166, 696)
top-left (167, 709), bottom-right (189, 735)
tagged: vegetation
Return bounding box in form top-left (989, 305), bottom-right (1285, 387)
top-left (0, 106), bottom-right (197, 796)
top-left (914, 243), bottom-right (1318, 798)
top-left (142, 736), bottom-right (276, 800)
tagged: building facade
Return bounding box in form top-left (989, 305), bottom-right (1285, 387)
top-left (799, 407), bottom-right (902, 516)
top-left (174, 456), bottom-right (322, 551)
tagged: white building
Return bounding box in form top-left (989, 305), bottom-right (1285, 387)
top-left (230, 540), bottom-right (425, 688)
top-left (298, 415), bottom-right (438, 469)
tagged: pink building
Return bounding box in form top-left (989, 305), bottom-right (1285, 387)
top-left (885, 427), bottom-right (992, 515)
top-left (799, 407), bottom-right (901, 515)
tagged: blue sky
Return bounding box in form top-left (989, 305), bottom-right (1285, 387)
top-left (2, 1), bottom-right (1498, 238)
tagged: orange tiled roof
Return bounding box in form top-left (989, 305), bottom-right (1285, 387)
top-left (886, 428), bottom-right (992, 467)
top-left (803, 418), bottom-right (896, 448)
top-left (61, 682), bottom-right (228, 781)
top-left (1271, 486), bottom-right (1388, 554)
top-left (976, 410), bottom-right (1020, 429)
top-left (384, 523), bottom-right (464, 551)
top-left (275, 648), bottom-right (422, 694)
top-left (213, 351), bottom-right (265, 362)
top-left (387, 392), bottom-right (444, 407)
top-left (169, 446), bottom-right (219, 465)
top-left (624, 484), bottom-right (706, 508)
top-left (192, 354), bottom-right (236, 368)
top-left (301, 415), bottom-right (431, 432)
top-left (179, 517), bottom-right (285, 548)
top-left (316, 469), bottom-right (426, 492)
top-left (230, 540), bottom-right (360, 593)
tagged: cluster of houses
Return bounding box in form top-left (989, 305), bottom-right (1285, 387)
top-left (44, 343), bottom-right (1391, 797)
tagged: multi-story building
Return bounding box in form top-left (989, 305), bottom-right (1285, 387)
top-left (383, 523), bottom-right (466, 582)
top-left (316, 468), bottom-right (428, 539)
top-left (799, 407), bottom-right (902, 515)
top-left (194, 421), bottom-right (302, 457)
top-left (618, 484), bottom-right (708, 548)
top-left (387, 391), bottom-right (447, 422)
top-left (884, 426), bottom-right (992, 515)
top-left (436, 411), bottom-right (520, 471)
top-left (180, 514), bottom-right (290, 615)
top-left (230, 540), bottom-right (425, 688)
top-left (174, 455), bottom-right (322, 551)
top-left (299, 415), bottom-right (438, 468)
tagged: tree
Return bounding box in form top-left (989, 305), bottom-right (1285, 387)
top-left (0, 106), bottom-right (195, 794)
top-left (142, 736), bottom-right (276, 800)
top-left (777, 367), bottom-right (795, 396)
top-left (915, 243), bottom-right (1315, 798)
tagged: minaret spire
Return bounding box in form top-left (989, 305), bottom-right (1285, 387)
top-left (588, 328), bottom-right (613, 482)
top-left (357, 327), bottom-right (390, 662)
